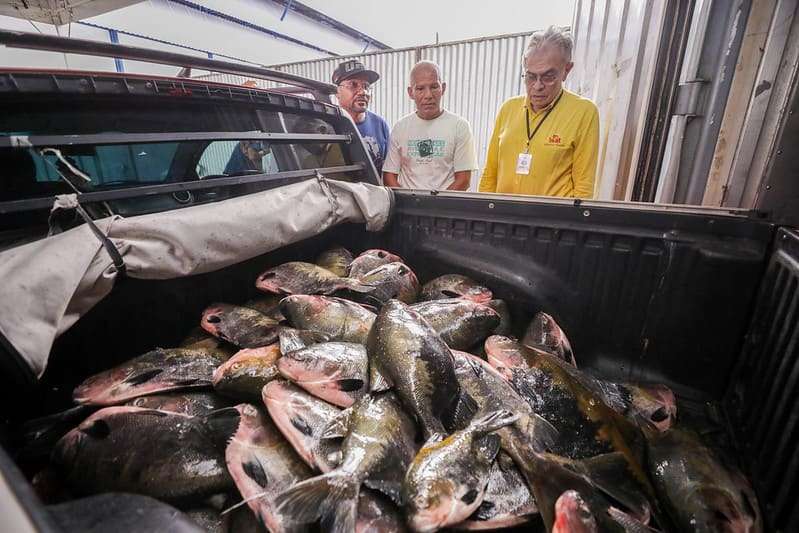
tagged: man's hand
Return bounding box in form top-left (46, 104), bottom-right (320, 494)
top-left (447, 170), bottom-right (471, 191)
top-left (383, 172), bottom-right (400, 188)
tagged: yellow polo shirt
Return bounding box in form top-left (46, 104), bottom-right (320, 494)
top-left (478, 89), bottom-right (599, 198)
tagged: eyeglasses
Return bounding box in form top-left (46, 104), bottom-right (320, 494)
top-left (522, 71), bottom-right (560, 85)
top-left (339, 81), bottom-right (372, 93)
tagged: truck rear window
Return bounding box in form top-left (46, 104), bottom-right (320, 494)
top-left (0, 100), bottom-right (352, 203)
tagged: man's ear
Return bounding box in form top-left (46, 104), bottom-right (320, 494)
top-left (563, 62), bottom-right (574, 79)
top-left (441, 81), bottom-right (447, 95)
top-left (407, 86), bottom-right (413, 99)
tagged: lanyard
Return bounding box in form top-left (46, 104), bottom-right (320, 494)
top-left (524, 91), bottom-right (563, 152)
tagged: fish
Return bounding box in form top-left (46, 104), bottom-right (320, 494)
top-left (275, 392), bottom-right (417, 532)
top-left (454, 452), bottom-right (538, 530)
top-left (201, 303), bottom-right (282, 348)
top-left (419, 274), bottom-right (492, 304)
top-left (411, 299), bottom-right (500, 350)
top-left (262, 380), bottom-right (342, 472)
top-left (242, 293), bottom-right (286, 322)
top-left (522, 312), bottom-right (577, 367)
top-left (403, 410), bottom-right (519, 533)
top-left (647, 427), bottom-right (762, 533)
top-left (225, 403), bottom-right (313, 533)
top-left (277, 342), bottom-right (368, 407)
top-left (125, 391), bottom-right (231, 416)
top-left (552, 491), bottom-right (598, 533)
top-left (348, 249), bottom-right (405, 278)
top-left (367, 300), bottom-right (476, 441)
top-left (356, 490), bottom-right (407, 533)
top-left (73, 347), bottom-right (228, 406)
top-left (280, 295), bottom-right (376, 344)
top-left (485, 335), bottom-right (677, 432)
top-left (256, 261), bottom-right (370, 296)
top-left (52, 406), bottom-right (239, 503)
top-left (483, 336), bottom-right (658, 518)
top-left (47, 493), bottom-right (206, 533)
top-left (212, 344), bottom-right (282, 401)
top-left (316, 246), bottom-right (355, 277)
top-left (355, 262), bottom-right (420, 304)
top-left (486, 299), bottom-right (513, 336)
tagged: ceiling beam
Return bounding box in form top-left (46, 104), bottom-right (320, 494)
top-left (268, 0), bottom-right (391, 50)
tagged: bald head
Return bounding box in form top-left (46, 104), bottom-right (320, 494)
top-left (409, 60), bottom-right (442, 85)
top-left (407, 61), bottom-right (446, 120)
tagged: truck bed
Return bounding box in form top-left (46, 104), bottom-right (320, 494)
top-left (5, 189), bottom-right (795, 531)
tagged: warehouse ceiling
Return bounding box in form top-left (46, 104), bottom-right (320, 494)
top-left (0, 0), bottom-right (143, 25)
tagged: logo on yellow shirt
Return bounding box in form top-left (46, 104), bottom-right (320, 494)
top-left (545, 134), bottom-right (562, 146)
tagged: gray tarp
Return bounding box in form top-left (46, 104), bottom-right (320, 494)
top-left (0, 178), bottom-right (393, 378)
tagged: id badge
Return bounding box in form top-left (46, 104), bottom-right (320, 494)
top-left (516, 152), bottom-right (532, 175)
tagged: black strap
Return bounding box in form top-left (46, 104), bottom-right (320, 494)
top-left (525, 91), bottom-right (564, 150)
top-left (75, 202), bottom-right (127, 278)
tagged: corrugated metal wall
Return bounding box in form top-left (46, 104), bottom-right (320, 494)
top-left (570, 0), bottom-right (668, 200)
top-left (195, 32), bottom-right (532, 189)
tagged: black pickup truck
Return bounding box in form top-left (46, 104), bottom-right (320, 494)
top-left (0, 31), bottom-right (796, 532)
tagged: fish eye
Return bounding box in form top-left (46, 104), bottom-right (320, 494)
top-left (232, 362), bottom-right (242, 371)
top-left (206, 315), bottom-right (221, 324)
top-left (398, 266), bottom-right (408, 275)
top-left (650, 407), bottom-right (669, 422)
top-left (377, 251), bottom-right (386, 258)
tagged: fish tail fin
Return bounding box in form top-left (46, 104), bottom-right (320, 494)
top-left (326, 489), bottom-right (359, 533)
top-left (275, 470), bottom-right (359, 527)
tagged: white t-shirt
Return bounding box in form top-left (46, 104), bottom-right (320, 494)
top-left (383, 110), bottom-right (478, 190)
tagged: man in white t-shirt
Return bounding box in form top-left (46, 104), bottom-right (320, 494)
top-left (383, 61), bottom-right (478, 191)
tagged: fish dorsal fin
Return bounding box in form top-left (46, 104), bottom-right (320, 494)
top-left (321, 407), bottom-right (353, 440)
top-left (369, 362), bottom-right (393, 393)
top-left (444, 390), bottom-right (479, 431)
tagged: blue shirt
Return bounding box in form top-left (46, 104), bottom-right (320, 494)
top-left (356, 111), bottom-right (390, 173)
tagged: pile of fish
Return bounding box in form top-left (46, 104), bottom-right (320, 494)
top-left (18, 246), bottom-right (762, 533)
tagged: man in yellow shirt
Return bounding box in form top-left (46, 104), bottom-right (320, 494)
top-left (478, 26), bottom-right (599, 198)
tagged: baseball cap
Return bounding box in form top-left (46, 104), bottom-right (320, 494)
top-left (332, 60), bottom-right (380, 85)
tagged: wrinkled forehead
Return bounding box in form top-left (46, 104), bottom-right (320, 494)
top-left (524, 44), bottom-right (570, 72)
top-left (410, 66), bottom-right (442, 87)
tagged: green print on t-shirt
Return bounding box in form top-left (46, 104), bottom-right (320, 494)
top-left (408, 139), bottom-right (446, 158)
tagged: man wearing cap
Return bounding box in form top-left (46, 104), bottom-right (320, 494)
top-left (333, 59), bottom-right (390, 173)
top-left (382, 61), bottom-right (477, 191)
top-left (478, 26), bottom-right (599, 198)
